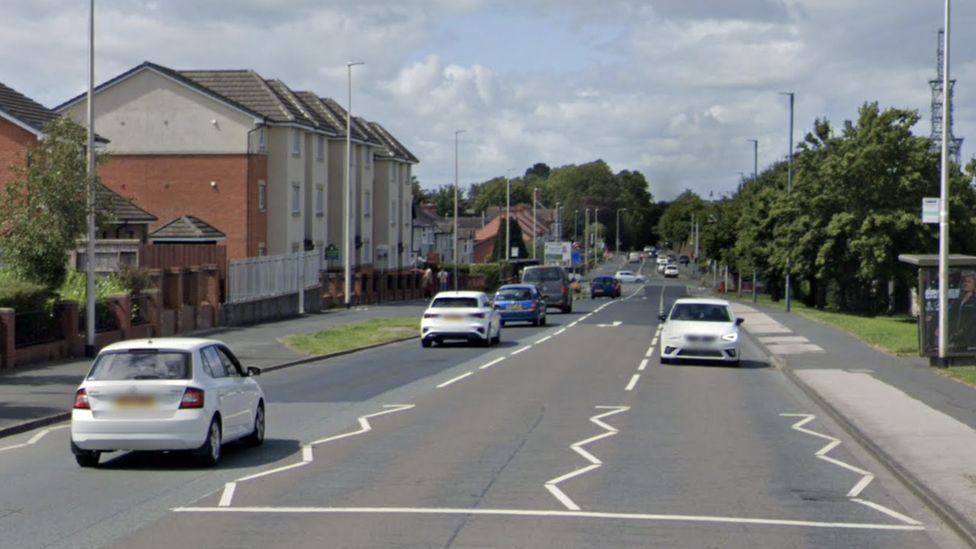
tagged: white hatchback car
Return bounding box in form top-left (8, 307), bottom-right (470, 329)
top-left (658, 298), bottom-right (743, 366)
top-left (614, 270), bottom-right (646, 283)
top-left (663, 264), bottom-right (680, 278)
top-left (71, 338), bottom-right (265, 467)
top-left (421, 291), bottom-right (501, 347)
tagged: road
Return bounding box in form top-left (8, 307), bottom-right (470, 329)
top-left (0, 263), bottom-right (967, 548)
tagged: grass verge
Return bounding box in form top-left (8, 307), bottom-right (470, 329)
top-left (282, 317), bottom-right (418, 356)
top-left (727, 293), bottom-right (918, 356)
top-left (937, 366), bottom-right (976, 388)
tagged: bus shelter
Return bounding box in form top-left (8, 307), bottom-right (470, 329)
top-left (899, 254), bottom-right (976, 360)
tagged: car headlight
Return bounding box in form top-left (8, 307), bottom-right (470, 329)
top-left (721, 332), bottom-right (738, 342)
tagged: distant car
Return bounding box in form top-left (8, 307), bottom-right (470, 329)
top-left (643, 246), bottom-right (653, 253)
top-left (614, 270), bottom-right (646, 283)
top-left (659, 298), bottom-right (743, 366)
top-left (70, 338), bottom-right (266, 468)
top-left (656, 256), bottom-right (669, 266)
top-left (678, 255), bottom-right (690, 265)
top-left (421, 291), bottom-right (501, 347)
top-left (590, 276), bottom-right (622, 299)
top-left (493, 284), bottom-right (547, 326)
top-left (628, 252), bottom-right (641, 263)
top-left (521, 265), bottom-right (573, 313)
top-left (664, 264), bottom-right (680, 278)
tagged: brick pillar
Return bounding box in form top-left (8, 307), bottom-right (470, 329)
top-left (204, 264), bottom-right (220, 326)
top-left (143, 290), bottom-right (162, 336)
top-left (166, 267), bottom-right (184, 333)
top-left (56, 301), bottom-right (82, 357)
top-left (111, 295), bottom-right (132, 339)
top-left (0, 308), bottom-right (14, 369)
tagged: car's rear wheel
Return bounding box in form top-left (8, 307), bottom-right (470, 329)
top-left (540, 314), bottom-right (546, 326)
top-left (71, 442), bottom-right (100, 468)
top-left (244, 403), bottom-right (265, 447)
top-left (421, 338), bottom-right (432, 348)
top-left (491, 328), bottom-right (501, 345)
top-left (195, 417), bottom-right (222, 467)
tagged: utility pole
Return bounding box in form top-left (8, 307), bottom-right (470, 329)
top-left (343, 61), bottom-right (364, 309)
top-left (453, 129), bottom-right (465, 290)
top-left (781, 91), bottom-right (794, 312)
top-left (938, 2), bottom-right (952, 365)
top-left (85, 0), bottom-right (96, 357)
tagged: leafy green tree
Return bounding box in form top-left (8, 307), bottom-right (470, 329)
top-left (425, 184), bottom-right (468, 217)
top-left (489, 217), bottom-right (528, 261)
top-left (0, 117), bottom-right (98, 289)
top-left (470, 175), bottom-right (532, 214)
top-left (657, 190), bottom-right (706, 249)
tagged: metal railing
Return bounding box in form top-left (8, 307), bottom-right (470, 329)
top-left (14, 310), bottom-right (62, 348)
top-left (227, 250), bottom-right (321, 304)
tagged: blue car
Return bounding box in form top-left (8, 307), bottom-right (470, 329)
top-left (590, 276), bottom-right (621, 299)
top-left (493, 284), bottom-right (547, 326)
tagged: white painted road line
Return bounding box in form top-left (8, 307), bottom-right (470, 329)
top-left (781, 413), bottom-right (920, 526)
top-left (0, 425), bottom-right (68, 454)
top-left (568, 321), bottom-right (579, 328)
top-left (645, 347), bottom-right (654, 358)
top-left (554, 328), bottom-right (567, 336)
top-left (437, 372), bottom-right (473, 388)
top-left (545, 406), bottom-right (629, 511)
top-left (650, 337), bottom-right (658, 346)
top-left (172, 506), bottom-right (925, 532)
top-left (479, 357), bottom-right (507, 370)
top-left (511, 346), bottom-right (532, 356)
top-left (638, 359), bottom-right (649, 371)
top-left (535, 335), bottom-right (552, 344)
top-left (625, 374), bottom-right (641, 391)
top-left (217, 405), bottom-right (414, 507)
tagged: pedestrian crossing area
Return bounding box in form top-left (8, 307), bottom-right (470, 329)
top-left (730, 303), bottom-right (825, 355)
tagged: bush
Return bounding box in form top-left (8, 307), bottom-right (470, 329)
top-left (58, 270), bottom-right (128, 303)
top-left (117, 266), bottom-right (153, 294)
top-left (0, 270), bottom-right (51, 311)
top-left (471, 263), bottom-right (502, 293)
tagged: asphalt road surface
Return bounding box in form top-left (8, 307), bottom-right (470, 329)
top-left (0, 264), bottom-right (967, 548)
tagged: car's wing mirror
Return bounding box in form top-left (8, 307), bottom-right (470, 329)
top-left (658, 314), bottom-right (667, 322)
top-left (735, 318), bottom-right (744, 326)
top-left (247, 366), bottom-right (262, 376)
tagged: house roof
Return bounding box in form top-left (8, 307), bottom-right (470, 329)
top-left (98, 184), bottom-right (157, 224)
top-left (317, 97), bottom-right (375, 143)
top-left (366, 121), bottom-right (419, 163)
top-left (178, 70), bottom-right (314, 127)
top-left (0, 81), bottom-right (60, 136)
top-left (292, 92), bottom-right (342, 135)
top-left (148, 215), bottom-right (225, 242)
top-left (412, 204), bottom-right (442, 228)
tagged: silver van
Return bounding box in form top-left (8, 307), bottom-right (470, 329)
top-left (521, 265), bottom-right (573, 313)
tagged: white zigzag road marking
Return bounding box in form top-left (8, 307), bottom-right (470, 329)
top-left (780, 413), bottom-right (922, 526)
top-left (545, 406), bottom-right (629, 511)
top-left (217, 405), bottom-right (414, 507)
top-left (0, 425), bottom-right (69, 453)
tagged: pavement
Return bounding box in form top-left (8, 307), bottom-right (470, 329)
top-left (2, 272), bottom-right (975, 546)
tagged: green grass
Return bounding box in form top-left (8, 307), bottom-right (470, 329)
top-left (728, 293), bottom-right (919, 356)
top-left (938, 366), bottom-right (976, 388)
top-left (282, 317), bottom-right (419, 356)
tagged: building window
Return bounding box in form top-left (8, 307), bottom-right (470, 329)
top-left (316, 135), bottom-right (325, 161)
top-left (291, 183), bottom-right (301, 215)
top-left (257, 127), bottom-right (266, 152)
top-left (363, 238), bottom-right (371, 262)
top-left (316, 185), bottom-right (325, 217)
top-left (364, 190), bottom-right (371, 217)
top-left (365, 149), bottom-right (372, 169)
top-left (291, 242), bottom-right (300, 253)
top-left (291, 129), bottom-right (301, 157)
top-left (258, 242), bottom-right (267, 256)
top-left (391, 199), bottom-right (397, 226)
top-left (258, 180), bottom-right (267, 211)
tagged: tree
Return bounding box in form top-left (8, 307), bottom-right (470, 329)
top-left (0, 117), bottom-right (98, 289)
top-left (425, 184), bottom-right (468, 217)
top-left (489, 217), bottom-right (528, 261)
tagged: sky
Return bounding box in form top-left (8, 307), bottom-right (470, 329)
top-left (3, 0), bottom-right (976, 201)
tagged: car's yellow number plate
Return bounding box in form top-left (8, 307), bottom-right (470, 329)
top-left (509, 304), bottom-right (522, 311)
top-left (114, 395), bottom-right (156, 408)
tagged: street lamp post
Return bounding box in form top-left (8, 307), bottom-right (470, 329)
top-left (616, 208), bottom-right (627, 256)
top-left (344, 61), bottom-right (364, 309)
top-left (938, 0), bottom-right (952, 365)
top-left (594, 208), bottom-right (600, 260)
top-left (505, 168), bottom-right (514, 261)
top-left (584, 208), bottom-right (590, 272)
top-left (781, 91), bottom-right (794, 312)
top-left (454, 129), bottom-right (465, 290)
top-left (85, 0), bottom-right (96, 357)
top-left (532, 187), bottom-right (538, 260)
top-left (748, 138), bottom-right (759, 303)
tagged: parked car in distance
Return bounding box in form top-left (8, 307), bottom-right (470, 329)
top-left (590, 276), bottom-right (622, 299)
top-left (70, 338), bottom-right (265, 468)
top-left (421, 291), bottom-right (501, 347)
top-left (678, 255), bottom-right (690, 265)
top-left (614, 270), bottom-right (646, 283)
top-left (656, 256), bottom-right (669, 266)
top-left (521, 265), bottom-right (573, 313)
top-left (628, 252), bottom-right (641, 263)
top-left (493, 284), bottom-right (547, 326)
top-left (663, 264), bottom-right (679, 278)
top-left (658, 298), bottom-right (743, 366)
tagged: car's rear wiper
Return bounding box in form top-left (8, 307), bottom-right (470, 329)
top-left (132, 375), bottom-right (161, 380)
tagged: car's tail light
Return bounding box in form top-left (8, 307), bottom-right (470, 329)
top-left (561, 286), bottom-right (568, 295)
top-left (529, 301), bottom-right (538, 311)
top-left (469, 312), bottom-right (485, 319)
top-left (179, 387), bottom-right (205, 409)
top-left (423, 313), bottom-right (439, 319)
top-left (73, 389), bottom-right (90, 410)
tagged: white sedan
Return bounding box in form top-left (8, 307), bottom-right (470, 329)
top-left (71, 338), bottom-right (265, 467)
top-left (421, 291), bottom-right (501, 347)
top-left (664, 264), bottom-right (680, 278)
top-left (614, 270), bottom-right (646, 283)
top-left (658, 298), bottom-right (743, 366)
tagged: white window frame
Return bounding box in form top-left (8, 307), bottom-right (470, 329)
top-left (316, 135), bottom-right (325, 161)
top-left (364, 190), bottom-right (371, 217)
top-left (257, 127), bottom-right (267, 152)
top-left (258, 180), bottom-right (267, 212)
top-left (316, 184), bottom-right (325, 217)
top-left (365, 149), bottom-right (372, 169)
top-left (291, 183), bottom-right (301, 216)
top-left (391, 199), bottom-right (397, 226)
top-left (291, 128), bottom-right (301, 157)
